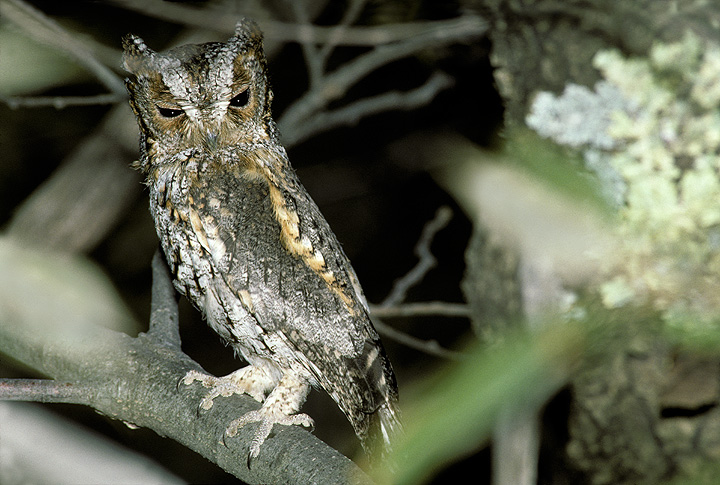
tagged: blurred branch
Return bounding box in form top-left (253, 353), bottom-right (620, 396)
top-left (288, 0), bottom-right (325, 87)
top-left (381, 206), bottom-right (453, 307)
top-left (284, 71), bottom-right (455, 146)
top-left (107, 0), bottom-right (249, 35)
top-left (290, 0), bottom-right (369, 87)
top-left (0, 402), bottom-right (184, 484)
top-left (1, 94), bottom-right (125, 110)
top-left (370, 302), bottom-right (469, 319)
top-left (278, 14), bottom-right (485, 142)
top-left (0, 0), bottom-right (125, 96)
top-left (5, 105), bottom-right (140, 253)
top-left (316, 0), bottom-right (368, 70)
top-left (0, 379), bottom-right (94, 404)
top-left (110, 0), bottom-right (488, 46)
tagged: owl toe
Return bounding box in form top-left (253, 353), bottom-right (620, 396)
top-left (225, 409), bottom-right (315, 461)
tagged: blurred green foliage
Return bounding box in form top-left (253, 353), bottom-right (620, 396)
top-left (0, 24), bottom-right (85, 95)
top-left (373, 319), bottom-right (583, 484)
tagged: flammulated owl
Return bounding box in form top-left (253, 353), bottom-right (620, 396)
top-left (122, 20), bottom-right (401, 460)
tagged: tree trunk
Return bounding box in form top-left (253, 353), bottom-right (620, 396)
top-left (478, 1), bottom-right (720, 483)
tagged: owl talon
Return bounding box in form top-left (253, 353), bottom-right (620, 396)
top-left (177, 369), bottom-right (205, 392)
top-left (225, 409), bottom-right (315, 461)
top-left (180, 367), bottom-right (273, 415)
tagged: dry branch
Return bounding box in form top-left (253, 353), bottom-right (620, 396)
top-left (0, 239), bottom-right (371, 484)
top-left (5, 105), bottom-right (140, 253)
top-left (111, 0), bottom-right (488, 46)
top-left (0, 94), bottom-right (125, 109)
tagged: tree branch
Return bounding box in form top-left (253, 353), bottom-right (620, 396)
top-left (283, 71), bottom-right (455, 146)
top-left (367, 206), bottom-right (465, 360)
top-left (371, 318), bottom-right (465, 361)
top-left (381, 206), bottom-right (453, 307)
top-left (1, 94), bottom-right (125, 110)
top-left (0, 379), bottom-right (95, 404)
top-left (0, 239), bottom-right (371, 484)
top-left (369, 301), bottom-right (469, 319)
top-left (148, 250), bottom-right (181, 348)
top-left (0, 0), bottom-right (125, 96)
top-left (109, 0), bottom-right (488, 47)
top-left (278, 15), bottom-right (484, 136)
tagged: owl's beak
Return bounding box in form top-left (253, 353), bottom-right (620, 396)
top-left (203, 130), bottom-right (219, 150)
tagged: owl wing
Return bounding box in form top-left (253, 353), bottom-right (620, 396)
top-left (188, 150), bottom-right (397, 431)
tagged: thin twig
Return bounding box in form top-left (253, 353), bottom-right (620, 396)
top-left (109, 0), bottom-right (488, 46)
top-left (317, 0), bottom-right (369, 68)
top-left (369, 301), bottom-right (469, 319)
top-left (1, 94), bottom-right (125, 110)
top-left (0, 379), bottom-right (95, 404)
top-left (381, 206), bottom-right (453, 307)
top-left (370, 207), bottom-right (460, 359)
top-left (0, 0), bottom-right (125, 96)
top-left (278, 15), bottom-right (482, 133)
top-left (289, 0), bottom-right (371, 87)
top-left (283, 71), bottom-right (454, 146)
top-left (372, 319), bottom-right (464, 360)
top-left (288, 1), bottom-right (324, 88)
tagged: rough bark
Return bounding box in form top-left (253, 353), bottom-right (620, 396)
top-left (0, 238), bottom-right (371, 484)
top-left (482, 0), bottom-right (720, 124)
top-left (479, 1), bottom-right (720, 482)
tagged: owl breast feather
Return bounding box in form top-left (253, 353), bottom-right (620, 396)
top-left (148, 149), bottom-right (369, 360)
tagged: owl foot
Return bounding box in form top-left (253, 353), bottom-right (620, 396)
top-left (181, 366), bottom-right (275, 412)
top-left (224, 372), bottom-right (313, 461)
top-left (226, 408), bottom-right (314, 461)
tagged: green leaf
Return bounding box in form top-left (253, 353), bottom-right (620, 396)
top-left (374, 321), bottom-right (582, 484)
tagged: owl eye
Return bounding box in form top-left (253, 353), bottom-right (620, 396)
top-left (229, 89), bottom-right (249, 108)
top-left (156, 105), bottom-right (184, 118)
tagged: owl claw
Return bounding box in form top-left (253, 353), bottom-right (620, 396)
top-left (180, 367), bottom-right (270, 414)
top-left (182, 369), bottom-right (313, 461)
top-left (225, 409), bottom-right (314, 462)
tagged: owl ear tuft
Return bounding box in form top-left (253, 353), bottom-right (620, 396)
top-left (122, 34), bottom-right (156, 76)
top-left (233, 19), bottom-right (263, 46)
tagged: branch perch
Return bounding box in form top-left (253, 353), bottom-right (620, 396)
top-left (0, 238), bottom-right (371, 484)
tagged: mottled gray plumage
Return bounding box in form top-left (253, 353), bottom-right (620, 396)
top-left (122, 20), bottom-right (400, 459)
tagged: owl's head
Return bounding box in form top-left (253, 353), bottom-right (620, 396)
top-left (123, 20), bottom-right (275, 170)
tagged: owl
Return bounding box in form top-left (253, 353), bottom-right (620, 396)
top-left (122, 20), bottom-right (401, 461)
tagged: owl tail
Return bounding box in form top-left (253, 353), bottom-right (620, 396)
top-left (359, 399), bottom-right (403, 463)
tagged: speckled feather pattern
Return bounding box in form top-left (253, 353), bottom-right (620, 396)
top-left (122, 20), bottom-right (400, 457)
